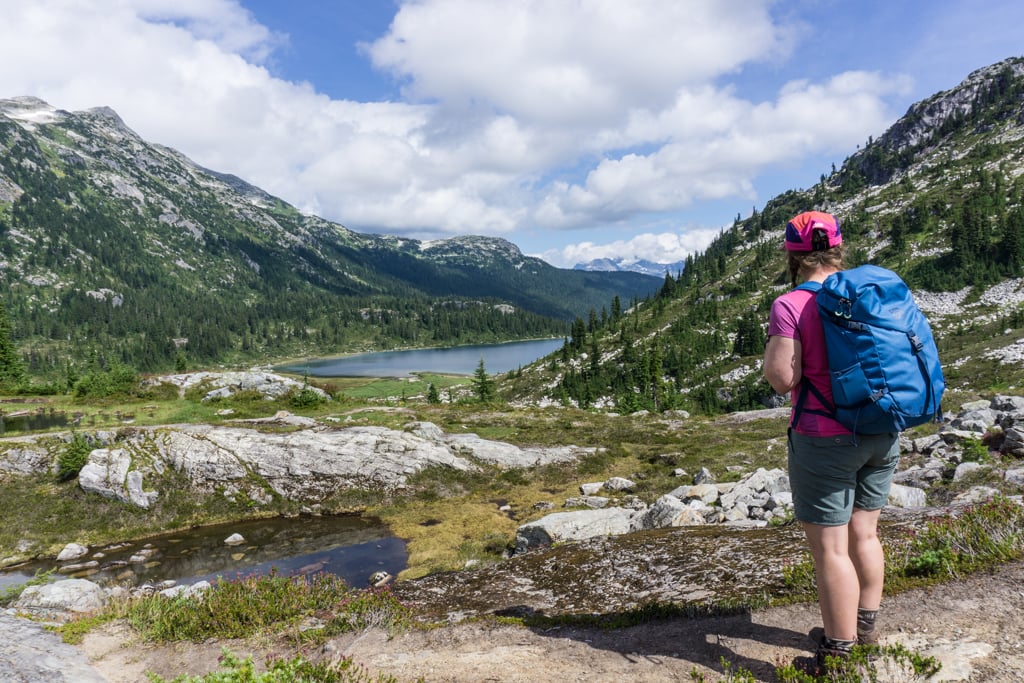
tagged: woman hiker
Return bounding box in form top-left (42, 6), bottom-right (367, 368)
top-left (763, 211), bottom-right (899, 674)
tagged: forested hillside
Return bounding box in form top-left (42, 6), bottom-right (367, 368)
top-left (0, 97), bottom-right (658, 378)
top-left (505, 57), bottom-right (1024, 413)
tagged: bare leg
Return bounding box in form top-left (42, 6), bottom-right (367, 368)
top-left (849, 506), bottom-right (885, 610)
top-left (801, 521), bottom-right (858, 641)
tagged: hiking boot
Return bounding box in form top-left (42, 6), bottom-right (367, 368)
top-left (857, 608), bottom-right (879, 645)
top-left (792, 634), bottom-right (854, 677)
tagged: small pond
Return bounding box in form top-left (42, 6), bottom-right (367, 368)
top-left (0, 515), bottom-right (407, 592)
top-left (0, 409), bottom-right (70, 434)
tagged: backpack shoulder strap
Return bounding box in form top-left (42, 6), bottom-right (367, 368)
top-left (794, 281), bottom-right (822, 294)
top-left (787, 280), bottom-right (835, 429)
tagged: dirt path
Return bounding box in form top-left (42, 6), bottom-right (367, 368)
top-left (80, 559), bottom-right (1024, 683)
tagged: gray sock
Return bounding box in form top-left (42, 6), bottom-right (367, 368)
top-left (857, 608), bottom-right (878, 630)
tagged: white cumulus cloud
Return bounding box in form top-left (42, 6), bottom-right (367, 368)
top-left (544, 228), bottom-right (725, 269)
top-left (0, 0), bottom-right (918, 256)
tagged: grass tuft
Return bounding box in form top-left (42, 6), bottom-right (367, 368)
top-left (123, 571), bottom-right (410, 643)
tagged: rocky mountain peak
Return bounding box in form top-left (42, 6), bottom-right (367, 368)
top-left (877, 56), bottom-right (1024, 153)
top-left (79, 105), bottom-right (133, 133)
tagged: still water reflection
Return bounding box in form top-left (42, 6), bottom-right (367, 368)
top-left (0, 515), bottom-right (407, 591)
top-left (0, 409), bottom-right (69, 434)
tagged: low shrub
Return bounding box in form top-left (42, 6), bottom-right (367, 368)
top-left (892, 497), bottom-right (1024, 580)
top-left (774, 642), bottom-right (941, 682)
top-left (56, 433), bottom-right (93, 481)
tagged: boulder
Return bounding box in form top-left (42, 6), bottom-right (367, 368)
top-left (603, 476), bottom-right (636, 492)
top-left (1005, 468), bottom-right (1024, 486)
top-left (515, 508), bottom-right (639, 554)
top-left (223, 533), bottom-right (246, 546)
top-left (893, 464), bottom-right (944, 488)
top-left (953, 461), bottom-right (987, 481)
top-left (15, 578), bottom-right (106, 615)
top-left (1004, 427), bottom-right (1024, 456)
top-left (639, 495), bottom-right (686, 528)
top-left (912, 434), bottom-right (944, 454)
top-left (888, 483), bottom-right (927, 508)
top-left (952, 408), bottom-right (998, 433)
top-left (681, 483), bottom-right (719, 505)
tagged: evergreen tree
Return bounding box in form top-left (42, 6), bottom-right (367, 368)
top-left (427, 383), bottom-right (441, 404)
top-left (471, 358), bottom-right (496, 402)
top-left (570, 317), bottom-right (586, 352)
top-left (0, 302), bottom-right (24, 387)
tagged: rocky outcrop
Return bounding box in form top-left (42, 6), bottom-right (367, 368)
top-left (0, 415), bottom-right (592, 508)
top-left (515, 467), bottom-right (794, 553)
top-left (79, 448), bottom-right (160, 509)
top-left (145, 369), bottom-right (330, 402)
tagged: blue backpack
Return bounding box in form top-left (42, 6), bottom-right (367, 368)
top-left (793, 264), bottom-right (945, 434)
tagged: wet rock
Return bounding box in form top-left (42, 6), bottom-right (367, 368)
top-left (56, 542), bottom-right (89, 562)
top-left (369, 571), bottom-right (393, 587)
top-left (224, 533), bottom-right (246, 546)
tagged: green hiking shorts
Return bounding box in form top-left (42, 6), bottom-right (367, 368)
top-left (787, 429), bottom-right (900, 526)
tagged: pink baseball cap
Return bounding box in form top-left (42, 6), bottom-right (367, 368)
top-left (784, 211), bottom-right (842, 252)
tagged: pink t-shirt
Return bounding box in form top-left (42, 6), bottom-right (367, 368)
top-left (768, 288), bottom-right (851, 437)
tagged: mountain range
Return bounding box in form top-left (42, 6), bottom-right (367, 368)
top-left (0, 96), bottom-right (658, 372)
top-left (573, 257), bottom-right (687, 278)
top-left (3, 54), bottom-right (1024, 394)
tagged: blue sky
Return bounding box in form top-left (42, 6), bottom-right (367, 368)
top-left (1, 1), bottom-right (1022, 267)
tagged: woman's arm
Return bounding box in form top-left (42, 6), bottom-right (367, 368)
top-left (763, 335), bottom-right (802, 394)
